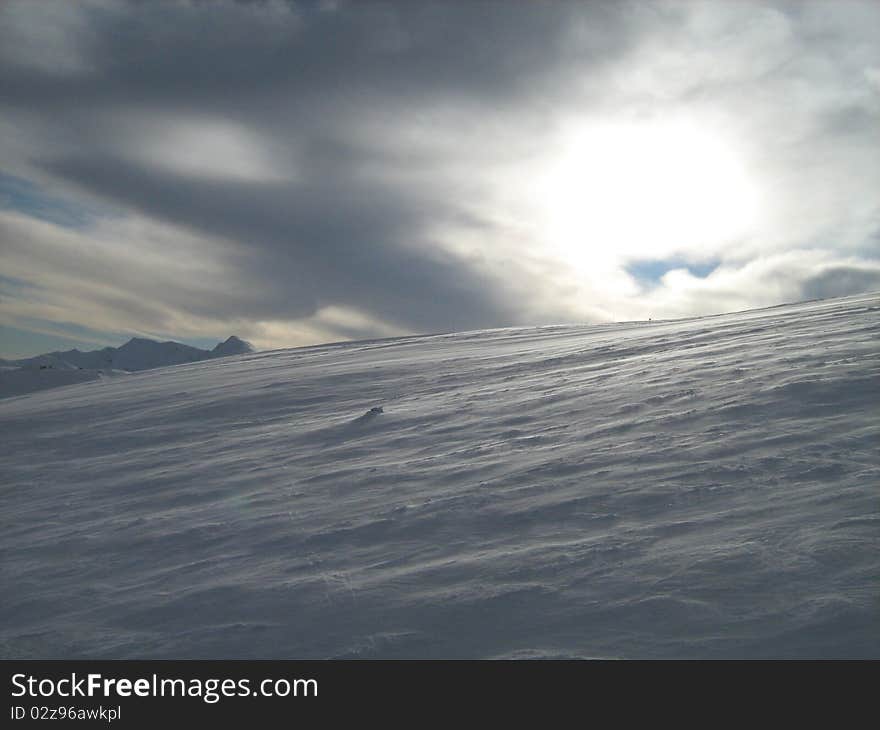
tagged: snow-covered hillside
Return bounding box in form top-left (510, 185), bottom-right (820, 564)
top-left (0, 365), bottom-right (126, 399)
top-left (1, 293), bottom-right (877, 659)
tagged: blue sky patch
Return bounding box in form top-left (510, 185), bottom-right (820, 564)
top-left (0, 173), bottom-right (103, 229)
top-left (626, 257), bottom-right (720, 286)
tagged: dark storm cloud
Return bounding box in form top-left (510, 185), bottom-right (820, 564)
top-left (802, 266), bottom-right (880, 302)
top-left (0, 0), bottom-right (645, 335)
top-left (0, 1), bottom-right (629, 107)
top-left (42, 153), bottom-right (514, 331)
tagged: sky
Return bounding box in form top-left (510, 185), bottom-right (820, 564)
top-left (1, 0), bottom-right (878, 358)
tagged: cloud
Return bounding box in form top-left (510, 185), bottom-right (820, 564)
top-left (0, 0), bottom-right (99, 77)
top-left (802, 265), bottom-right (880, 301)
top-left (0, 0), bottom-right (878, 354)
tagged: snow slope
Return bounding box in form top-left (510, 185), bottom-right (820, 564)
top-left (1, 293), bottom-right (877, 659)
top-left (0, 365), bottom-right (126, 399)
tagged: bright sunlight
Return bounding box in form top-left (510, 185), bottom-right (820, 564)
top-left (537, 118), bottom-right (760, 272)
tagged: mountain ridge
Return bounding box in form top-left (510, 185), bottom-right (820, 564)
top-left (0, 335), bottom-right (255, 398)
top-left (3, 335), bottom-right (255, 372)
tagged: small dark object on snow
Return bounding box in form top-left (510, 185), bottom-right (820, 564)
top-left (369, 406), bottom-right (384, 414)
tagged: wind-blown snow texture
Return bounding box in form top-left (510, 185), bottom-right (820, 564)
top-left (1, 293), bottom-right (878, 658)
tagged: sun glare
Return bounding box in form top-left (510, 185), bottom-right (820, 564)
top-left (537, 118), bottom-right (759, 271)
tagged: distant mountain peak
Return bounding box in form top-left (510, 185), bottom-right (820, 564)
top-left (212, 335), bottom-right (255, 356)
top-left (121, 337), bottom-right (155, 347)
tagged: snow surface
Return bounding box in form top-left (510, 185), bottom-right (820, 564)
top-left (0, 365), bottom-right (127, 399)
top-left (1, 293), bottom-right (878, 658)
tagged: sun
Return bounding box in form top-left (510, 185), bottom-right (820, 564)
top-left (535, 117), bottom-right (759, 272)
